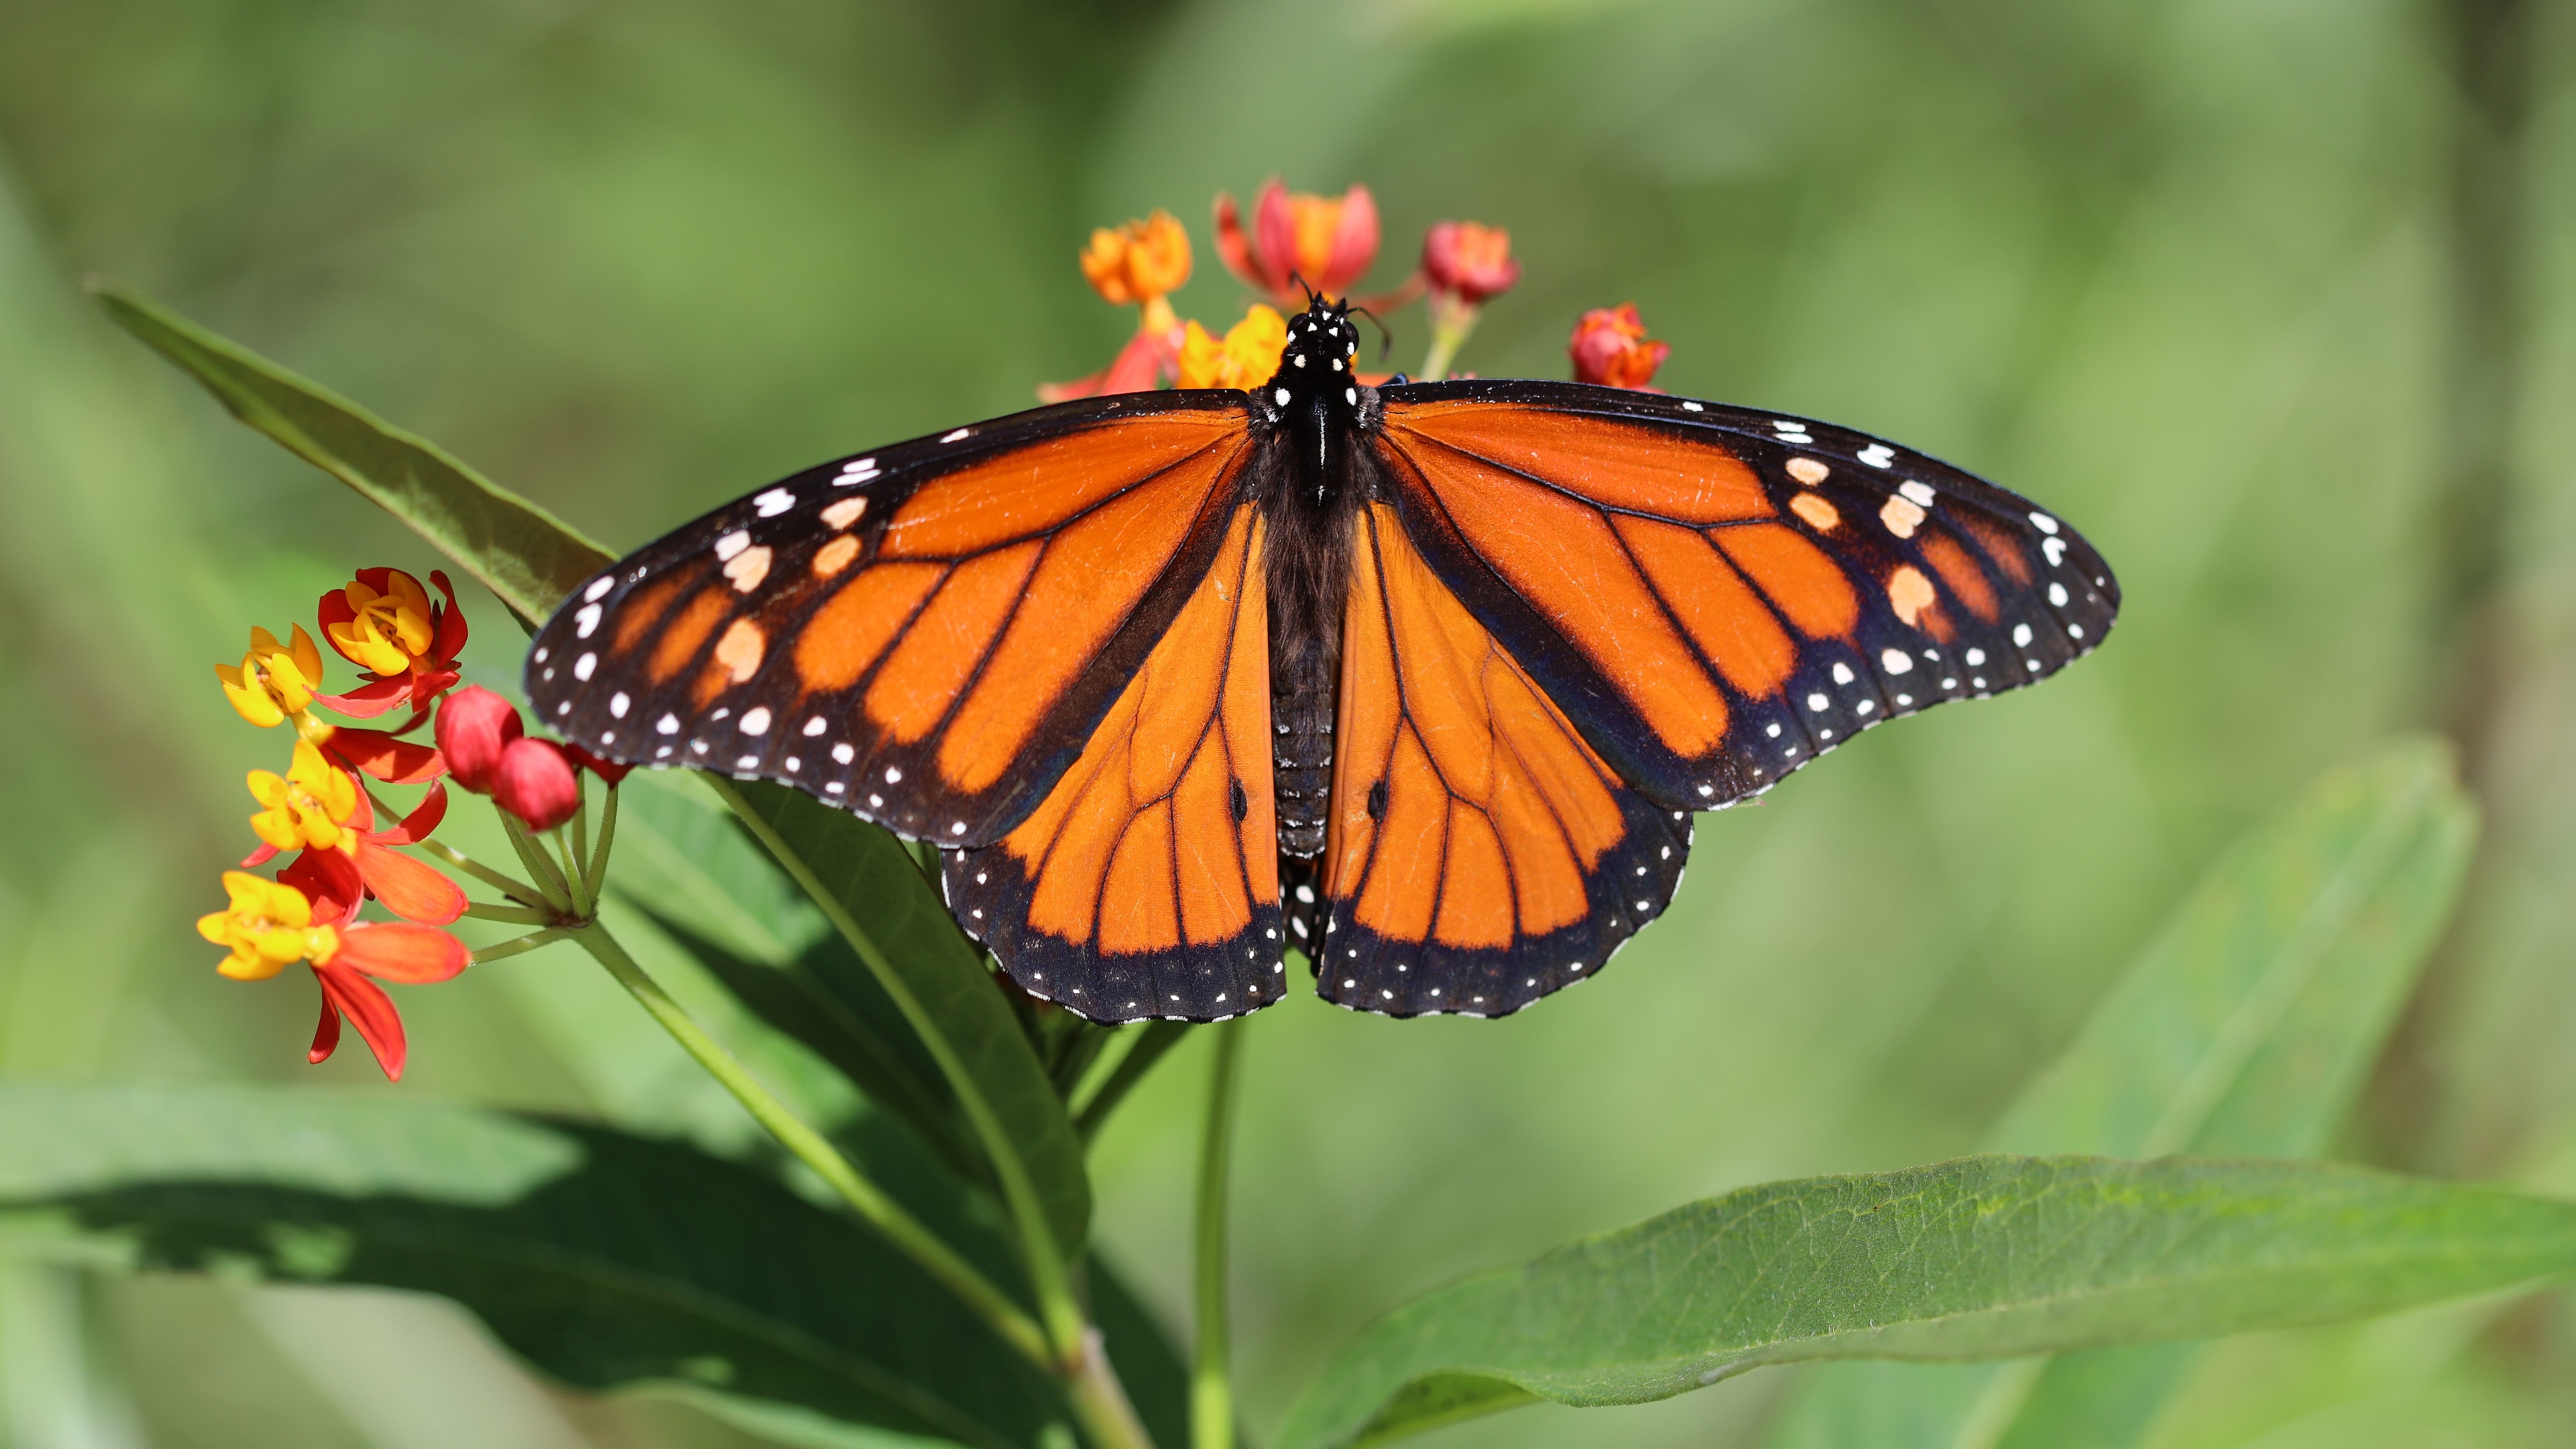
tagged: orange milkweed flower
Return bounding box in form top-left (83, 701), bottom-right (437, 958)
top-left (1216, 180), bottom-right (1381, 308)
top-left (197, 857), bottom-right (470, 1081)
top-left (315, 568), bottom-right (468, 722)
top-left (1570, 303), bottom-right (1670, 390)
top-left (1048, 211), bottom-right (1194, 401)
top-left (1176, 305), bottom-right (1291, 390)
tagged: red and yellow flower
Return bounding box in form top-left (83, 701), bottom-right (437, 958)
top-left (217, 614), bottom-right (444, 785)
top-left (315, 568), bottom-right (467, 723)
top-left (197, 859), bottom-right (469, 1081)
top-left (1570, 303), bottom-right (1670, 390)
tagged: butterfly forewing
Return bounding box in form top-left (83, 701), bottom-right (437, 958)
top-left (1368, 380), bottom-right (2119, 814)
top-left (527, 392), bottom-right (1260, 847)
top-left (942, 505), bottom-right (1283, 1024)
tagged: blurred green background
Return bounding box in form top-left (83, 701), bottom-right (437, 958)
top-left (2, 0), bottom-right (2573, 1444)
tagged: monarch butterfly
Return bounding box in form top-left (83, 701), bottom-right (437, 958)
top-left (527, 297), bottom-right (2116, 1024)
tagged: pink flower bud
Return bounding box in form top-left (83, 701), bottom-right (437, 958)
top-left (1422, 221), bottom-right (1521, 305)
top-left (492, 737), bottom-right (581, 831)
top-left (434, 686), bottom-right (521, 794)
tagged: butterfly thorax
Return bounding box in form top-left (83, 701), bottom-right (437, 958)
top-left (1259, 300), bottom-right (1369, 877)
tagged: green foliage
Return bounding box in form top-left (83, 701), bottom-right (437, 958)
top-left (1275, 1155), bottom-right (2576, 1449)
top-left (91, 282), bottom-right (611, 627)
top-left (0, 1081), bottom-right (1071, 1447)
top-left (1767, 739), bottom-right (2479, 1448)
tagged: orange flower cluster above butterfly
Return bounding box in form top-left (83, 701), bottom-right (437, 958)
top-left (1045, 177), bottom-right (1668, 398)
top-left (203, 568), bottom-right (629, 1079)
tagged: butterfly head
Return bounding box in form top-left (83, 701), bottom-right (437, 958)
top-left (1265, 296), bottom-right (1362, 415)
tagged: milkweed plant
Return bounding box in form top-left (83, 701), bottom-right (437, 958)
top-left (16, 178), bottom-right (2569, 1449)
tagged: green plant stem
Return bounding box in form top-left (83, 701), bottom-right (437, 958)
top-left (462, 902), bottom-right (553, 925)
top-left (1193, 1021), bottom-right (1246, 1449)
top-left (572, 922), bottom-right (1054, 1370)
top-left (1420, 292), bottom-right (1481, 381)
top-left (551, 826), bottom-right (593, 919)
top-left (1069, 1328), bottom-right (1158, 1449)
top-left (584, 786), bottom-right (620, 901)
top-left (500, 812), bottom-right (574, 912)
top-left (414, 837), bottom-right (546, 906)
top-left (569, 775), bottom-right (590, 877)
top-left (471, 926), bottom-right (577, 964)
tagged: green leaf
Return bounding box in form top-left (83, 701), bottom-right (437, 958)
top-left (1272, 1154), bottom-right (2576, 1449)
top-left (1768, 740), bottom-right (2477, 1449)
top-left (89, 281), bottom-right (610, 625)
top-left (0, 1081), bottom-right (1069, 1449)
top-left (714, 778), bottom-right (1090, 1265)
top-left (649, 909), bottom-right (989, 1193)
top-left (611, 769), bottom-right (830, 964)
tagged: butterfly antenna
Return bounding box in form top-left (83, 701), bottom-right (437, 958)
top-left (1346, 305), bottom-right (1395, 363)
top-left (1287, 272), bottom-right (1320, 309)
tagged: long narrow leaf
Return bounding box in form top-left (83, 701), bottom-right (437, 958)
top-left (91, 281), bottom-right (608, 625)
top-left (1273, 1155), bottom-right (2576, 1449)
top-left (716, 778), bottom-right (1090, 1262)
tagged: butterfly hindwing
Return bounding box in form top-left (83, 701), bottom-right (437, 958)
top-left (1318, 502), bottom-right (1692, 1018)
top-left (1366, 380), bottom-right (2120, 811)
top-left (527, 393), bottom-right (1260, 845)
top-left (943, 504), bottom-right (1283, 1023)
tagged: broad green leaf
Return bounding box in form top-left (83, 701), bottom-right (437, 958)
top-left (90, 282), bottom-right (609, 625)
top-left (95, 286), bottom-right (1083, 1261)
top-left (0, 1081), bottom-right (1067, 1448)
top-left (715, 779), bottom-right (1090, 1263)
top-left (1770, 741), bottom-right (2476, 1449)
top-left (1271, 1154), bottom-right (2576, 1449)
top-left (652, 910), bottom-right (989, 1191)
top-left (612, 769), bottom-right (829, 963)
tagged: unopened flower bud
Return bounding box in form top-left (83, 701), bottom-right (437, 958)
top-left (435, 686), bottom-right (522, 794)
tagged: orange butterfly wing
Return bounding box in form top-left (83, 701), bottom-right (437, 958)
top-left (1318, 502), bottom-right (1691, 1017)
top-left (1366, 382), bottom-right (2119, 810)
top-left (943, 505), bottom-right (1281, 1022)
top-left (528, 394), bottom-right (1259, 846)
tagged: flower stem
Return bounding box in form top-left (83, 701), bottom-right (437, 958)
top-left (1420, 292), bottom-right (1481, 381)
top-left (1192, 1021), bottom-right (1246, 1449)
top-left (584, 786), bottom-right (620, 902)
top-left (500, 813), bottom-right (574, 912)
top-left (1069, 1328), bottom-right (1158, 1449)
top-left (471, 926), bottom-right (576, 964)
top-left (572, 922), bottom-right (1054, 1369)
top-left (462, 902), bottom-right (553, 925)
top-left (414, 837), bottom-right (548, 906)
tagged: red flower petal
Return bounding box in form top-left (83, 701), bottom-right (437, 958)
top-left (356, 841), bottom-right (468, 925)
top-left (332, 921), bottom-right (470, 984)
top-left (1251, 178), bottom-right (1297, 294)
top-left (563, 745), bottom-right (633, 789)
top-left (314, 964), bottom-right (407, 1080)
top-left (313, 675), bottom-right (417, 718)
top-left (382, 780), bottom-right (450, 845)
top-left (330, 728), bottom-right (446, 784)
top-left (1320, 184), bottom-right (1379, 294)
top-left (307, 991), bottom-right (343, 1065)
top-left (427, 570), bottom-right (469, 663)
top-left (280, 849), bottom-right (366, 926)
top-left (1212, 192), bottom-right (1263, 292)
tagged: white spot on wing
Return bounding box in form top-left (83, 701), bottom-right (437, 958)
top-left (584, 576), bottom-right (614, 602)
top-left (753, 488), bottom-right (795, 517)
top-left (714, 530), bottom-right (749, 561)
top-left (574, 603), bottom-right (603, 638)
top-left (1881, 648), bottom-right (1913, 674)
top-left (740, 707), bottom-right (771, 735)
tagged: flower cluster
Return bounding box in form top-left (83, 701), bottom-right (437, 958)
top-left (1046, 177), bottom-right (1670, 395)
top-left (205, 569), bottom-right (477, 1078)
top-left (202, 569), bottom-right (630, 1080)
